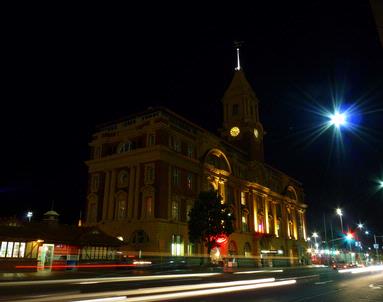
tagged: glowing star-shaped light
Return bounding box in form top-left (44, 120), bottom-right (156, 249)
top-left (329, 111), bottom-right (347, 128)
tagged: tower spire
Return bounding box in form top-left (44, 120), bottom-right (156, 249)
top-left (233, 41), bottom-right (243, 71)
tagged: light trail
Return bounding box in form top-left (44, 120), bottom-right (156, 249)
top-left (73, 279), bottom-right (296, 302)
top-left (233, 269), bottom-right (283, 274)
top-left (12, 277), bottom-right (279, 302)
top-left (0, 272), bottom-right (221, 287)
top-left (337, 265), bottom-right (383, 274)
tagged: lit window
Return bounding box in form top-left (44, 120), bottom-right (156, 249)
top-left (172, 200), bottom-right (179, 221)
top-left (0, 242), bottom-right (7, 257)
top-left (12, 242), bottom-right (20, 257)
top-left (242, 213), bottom-right (249, 232)
top-left (6, 242), bottom-right (13, 258)
top-left (19, 242), bottom-right (26, 258)
top-left (171, 235), bottom-right (184, 256)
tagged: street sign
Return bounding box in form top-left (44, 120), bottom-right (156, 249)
top-left (373, 244), bottom-right (379, 249)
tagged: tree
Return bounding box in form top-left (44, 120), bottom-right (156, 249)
top-left (188, 190), bottom-right (235, 258)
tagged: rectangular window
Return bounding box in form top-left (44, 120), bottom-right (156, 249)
top-left (146, 196), bottom-right (153, 217)
top-left (12, 242), bottom-right (20, 258)
top-left (187, 173), bottom-right (193, 190)
top-left (171, 235), bottom-right (184, 256)
top-left (172, 167), bottom-right (180, 185)
top-left (6, 242), bottom-right (13, 258)
top-left (0, 242), bottom-right (7, 257)
top-left (19, 242), bottom-right (26, 258)
top-left (186, 203), bottom-right (193, 221)
top-left (144, 164), bottom-right (155, 184)
top-left (187, 144), bottom-right (194, 158)
top-left (147, 133), bottom-right (155, 146)
top-left (172, 200), bottom-right (179, 221)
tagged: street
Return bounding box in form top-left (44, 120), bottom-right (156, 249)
top-left (0, 266), bottom-right (382, 301)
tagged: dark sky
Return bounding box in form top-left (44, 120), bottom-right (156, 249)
top-left (1, 2), bottom-right (383, 238)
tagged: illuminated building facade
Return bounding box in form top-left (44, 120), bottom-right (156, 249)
top-left (85, 68), bottom-right (308, 265)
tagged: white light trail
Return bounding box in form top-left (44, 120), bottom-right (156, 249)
top-left (0, 273), bottom-right (221, 287)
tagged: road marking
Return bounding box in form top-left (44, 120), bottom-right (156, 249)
top-left (315, 280), bottom-right (334, 285)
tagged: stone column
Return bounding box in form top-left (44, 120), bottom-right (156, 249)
top-left (292, 208), bottom-right (298, 240)
top-left (107, 169), bottom-right (117, 220)
top-left (265, 198), bottom-right (269, 234)
top-left (134, 164), bottom-right (141, 219)
top-left (127, 166), bottom-right (135, 219)
top-left (102, 171), bottom-right (110, 221)
top-left (302, 210), bottom-right (307, 240)
top-left (272, 202), bottom-right (278, 237)
top-left (253, 192), bottom-right (258, 232)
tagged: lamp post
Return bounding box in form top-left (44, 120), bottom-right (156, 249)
top-left (336, 208), bottom-right (344, 233)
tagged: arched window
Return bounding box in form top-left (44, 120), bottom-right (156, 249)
top-left (118, 170), bottom-right (129, 187)
top-left (228, 240), bottom-right (238, 256)
top-left (286, 186), bottom-right (298, 201)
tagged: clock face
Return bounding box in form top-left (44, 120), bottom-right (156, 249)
top-left (230, 126), bottom-right (240, 137)
top-left (254, 128), bottom-right (259, 138)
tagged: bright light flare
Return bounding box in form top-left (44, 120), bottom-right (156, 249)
top-left (336, 208), bottom-right (343, 216)
top-left (338, 265), bottom-right (383, 274)
top-left (329, 111), bottom-right (347, 128)
top-left (346, 232), bottom-right (354, 240)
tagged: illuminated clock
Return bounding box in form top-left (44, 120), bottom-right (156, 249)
top-left (254, 128), bottom-right (259, 138)
top-left (230, 126), bottom-right (240, 137)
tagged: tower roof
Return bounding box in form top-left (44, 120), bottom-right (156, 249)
top-left (222, 69), bottom-right (258, 102)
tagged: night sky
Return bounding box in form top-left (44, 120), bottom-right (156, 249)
top-left (2, 2), bottom-right (383, 238)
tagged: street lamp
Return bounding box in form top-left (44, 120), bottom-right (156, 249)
top-left (312, 232), bottom-right (319, 249)
top-left (26, 211), bottom-right (33, 222)
top-left (336, 208), bottom-right (344, 233)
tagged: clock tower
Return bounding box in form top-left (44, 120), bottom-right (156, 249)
top-left (221, 56), bottom-right (264, 162)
